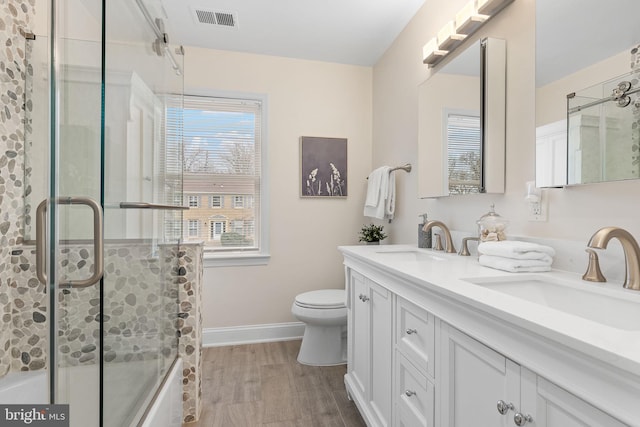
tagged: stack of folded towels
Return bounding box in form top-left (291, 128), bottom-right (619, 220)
top-left (477, 241), bottom-right (556, 273)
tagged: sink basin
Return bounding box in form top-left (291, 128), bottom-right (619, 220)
top-left (463, 275), bottom-right (640, 331)
top-left (374, 249), bottom-right (447, 262)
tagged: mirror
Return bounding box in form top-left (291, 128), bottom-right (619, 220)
top-left (418, 37), bottom-right (506, 198)
top-left (535, 0), bottom-right (640, 187)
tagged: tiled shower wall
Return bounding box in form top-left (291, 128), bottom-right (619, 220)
top-left (6, 241), bottom-right (204, 424)
top-left (177, 243), bottom-right (203, 423)
top-left (1, 2), bottom-right (204, 423)
top-left (0, 0), bottom-right (35, 377)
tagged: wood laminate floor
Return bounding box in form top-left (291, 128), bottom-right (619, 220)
top-left (184, 340), bottom-right (367, 427)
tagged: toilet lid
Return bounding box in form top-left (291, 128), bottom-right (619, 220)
top-left (295, 289), bottom-right (345, 309)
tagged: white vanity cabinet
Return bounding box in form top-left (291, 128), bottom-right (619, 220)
top-left (340, 247), bottom-right (637, 427)
top-left (346, 269), bottom-right (393, 427)
top-left (440, 323), bottom-right (520, 426)
top-left (440, 323), bottom-right (627, 427)
top-left (520, 370), bottom-right (628, 427)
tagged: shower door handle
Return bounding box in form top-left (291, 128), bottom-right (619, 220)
top-left (36, 197), bottom-right (104, 288)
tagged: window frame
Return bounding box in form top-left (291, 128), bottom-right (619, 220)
top-left (443, 108), bottom-right (482, 195)
top-left (183, 90), bottom-right (270, 267)
top-left (210, 195), bottom-right (223, 208)
top-left (187, 195), bottom-right (200, 208)
top-left (233, 195), bottom-right (245, 209)
top-left (187, 219), bottom-right (200, 237)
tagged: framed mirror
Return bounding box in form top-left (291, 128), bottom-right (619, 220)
top-left (418, 37), bottom-right (506, 198)
top-left (535, 0), bottom-right (640, 187)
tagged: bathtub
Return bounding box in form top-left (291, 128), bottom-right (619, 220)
top-left (0, 359), bottom-right (182, 427)
top-left (0, 370), bottom-right (47, 404)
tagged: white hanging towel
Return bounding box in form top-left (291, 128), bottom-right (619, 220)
top-left (385, 171), bottom-right (396, 221)
top-left (364, 166), bottom-right (390, 219)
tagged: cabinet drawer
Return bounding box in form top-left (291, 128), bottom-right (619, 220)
top-left (396, 297), bottom-right (435, 378)
top-left (397, 353), bottom-right (435, 427)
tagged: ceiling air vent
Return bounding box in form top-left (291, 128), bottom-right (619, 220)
top-left (192, 8), bottom-right (238, 28)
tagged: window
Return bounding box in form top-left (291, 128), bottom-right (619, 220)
top-left (182, 94), bottom-right (268, 264)
top-left (446, 111), bottom-right (481, 195)
top-left (188, 220), bottom-right (199, 237)
top-left (232, 220), bottom-right (244, 233)
top-left (165, 219), bottom-right (182, 241)
top-left (233, 196), bottom-right (244, 209)
top-left (188, 195), bottom-right (200, 208)
top-left (210, 195), bottom-right (223, 208)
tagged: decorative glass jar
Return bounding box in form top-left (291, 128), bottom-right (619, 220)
top-left (477, 204), bottom-right (508, 242)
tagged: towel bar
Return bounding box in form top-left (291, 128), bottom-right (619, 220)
top-left (366, 163), bottom-right (412, 179)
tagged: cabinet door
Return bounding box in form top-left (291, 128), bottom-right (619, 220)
top-left (348, 270), bottom-right (369, 400)
top-left (368, 280), bottom-right (393, 427)
top-left (440, 323), bottom-right (520, 427)
top-left (520, 368), bottom-right (628, 427)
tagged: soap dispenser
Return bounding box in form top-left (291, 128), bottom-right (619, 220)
top-left (418, 213), bottom-right (432, 248)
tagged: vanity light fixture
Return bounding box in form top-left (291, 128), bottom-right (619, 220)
top-left (455, 1), bottom-right (488, 35)
top-left (422, 0), bottom-right (514, 68)
top-left (438, 21), bottom-right (466, 51)
top-left (422, 37), bottom-right (448, 66)
top-left (477, 0), bottom-right (511, 15)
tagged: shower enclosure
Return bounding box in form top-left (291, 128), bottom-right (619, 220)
top-left (567, 71), bottom-right (640, 185)
top-left (13, 0), bottom-right (185, 425)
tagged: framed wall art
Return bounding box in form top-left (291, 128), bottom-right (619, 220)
top-left (300, 136), bottom-right (348, 198)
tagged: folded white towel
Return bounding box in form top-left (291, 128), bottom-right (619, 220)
top-left (479, 255), bottom-right (552, 273)
top-left (478, 241), bottom-right (556, 260)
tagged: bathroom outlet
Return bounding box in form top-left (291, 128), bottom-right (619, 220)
top-left (527, 199), bottom-right (547, 222)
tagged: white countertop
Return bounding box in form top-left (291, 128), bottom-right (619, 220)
top-left (339, 244), bottom-right (640, 378)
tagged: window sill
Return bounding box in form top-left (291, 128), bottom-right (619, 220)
top-left (203, 252), bottom-right (270, 268)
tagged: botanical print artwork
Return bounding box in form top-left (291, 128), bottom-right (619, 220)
top-left (300, 137), bottom-right (348, 197)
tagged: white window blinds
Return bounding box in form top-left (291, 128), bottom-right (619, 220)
top-left (447, 112), bottom-right (481, 195)
top-left (164, 94), bottom-right (185, 241)
top-left (182, 95), bottom-right (263, 252)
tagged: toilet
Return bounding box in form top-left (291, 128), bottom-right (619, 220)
top-left (291, 289), bottom-right (348, 366)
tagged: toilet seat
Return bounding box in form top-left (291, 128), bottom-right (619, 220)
top-left (294, 289), bottom-right (345, 309)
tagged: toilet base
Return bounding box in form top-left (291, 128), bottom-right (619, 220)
top-left (297, 324), bottom-right (347, 366)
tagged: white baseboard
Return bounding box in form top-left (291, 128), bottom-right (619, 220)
top-left (203, 322), bottom-right (305, 347)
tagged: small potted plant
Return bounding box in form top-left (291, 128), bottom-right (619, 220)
top-left (359, 224), bottom-right (387, 245)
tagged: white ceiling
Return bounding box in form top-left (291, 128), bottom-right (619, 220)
top-left (126, 1), bottom-right (640, 84)
top-left (159, 0), bottom-right (426, 66)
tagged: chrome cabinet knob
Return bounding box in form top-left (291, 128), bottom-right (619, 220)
top-left (405, 328), bottom-right (418, 335)
top-left (358, 294), bottom-right (369, 302)
top-left (514, 413), bottom-right (533, 426)
top-left (496, 400), bottom-right (514, 415)
top-left (404, 390), bottom-right (416, 397)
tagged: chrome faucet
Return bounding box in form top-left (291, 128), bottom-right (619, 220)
top-left (422, 220), bottom-right (456, 254)
top-left (586, 227), bottom-right (640, 290)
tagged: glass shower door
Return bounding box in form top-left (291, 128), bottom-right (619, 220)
top-left (46, 1), bottom-right (104, 426)
top-left (101, 1), bottom-right (184, 426)
top-left (45, 0), bottom-right (183, 426)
